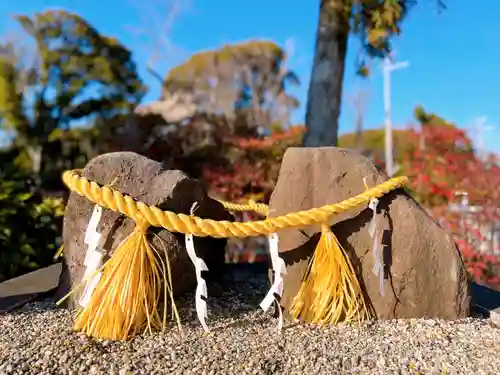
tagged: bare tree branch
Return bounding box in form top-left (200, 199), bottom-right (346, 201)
top-left (128, 0), bottom-right (197, 123)
top-left (127, 0), bottom-right (187, 89)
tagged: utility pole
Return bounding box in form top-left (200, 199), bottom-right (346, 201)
top-left (470, 116), bottom-right (495, 160)
top-left (382, 56), bottom-right (409, 177)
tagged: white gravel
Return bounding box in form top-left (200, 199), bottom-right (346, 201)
top-left (1, 272), bottom-right (499, 375)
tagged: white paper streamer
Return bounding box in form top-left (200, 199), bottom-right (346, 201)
top-left (368, 198), bottom-right (385, 296)
top-left (185, 233), bottom-right (209, 332)
top-left (84, 206), bottom-right (102, 246)
top-left (79, 271), bottom-right (102, 308)
top-left (260, 233), bottom-right (287, 331)
top-left (80, 205), bottom-right (104, 308)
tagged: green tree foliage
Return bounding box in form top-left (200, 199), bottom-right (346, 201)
top-left (338, 105), bottom-right (459, 164)
top-left (0, 167), bottom-right (64, 282)
top-left (303, 0), bottom-right (445, 147)
top-left (0, 9), bottom-right (146, 185)
top-left (138, 39), bottom-right (300, 178)
top-left (0, 9), bottom-right (146, 280)
top-left (163, 40), bottom-right (300, 133)
top-left (413, 105), bottom-right (455, 128)
top-left (339, 127), bottom-right (412, 162)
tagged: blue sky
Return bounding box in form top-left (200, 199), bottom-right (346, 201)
top-left (1, 0), bottom-right (499, 152)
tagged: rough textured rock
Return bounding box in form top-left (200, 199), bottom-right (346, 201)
top-left (55, 152), bottom-right (231, 308)
top-left (268, 147), bottom-right (471, 320)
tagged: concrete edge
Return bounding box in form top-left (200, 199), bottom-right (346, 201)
top-left (473, 303), bottom-right (500, 325)
top-left (0, 263), bottom-right (62, 298)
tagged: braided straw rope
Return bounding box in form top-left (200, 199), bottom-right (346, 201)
top-left (216, 199), bottom-right (270, 216)
top-left (62, 170), bottom-right (408, 238)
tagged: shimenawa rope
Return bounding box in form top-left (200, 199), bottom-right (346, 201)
top-left (59, 169), bottom-right (408, 340)
top-left (62, 170), bottom-right (407, 238)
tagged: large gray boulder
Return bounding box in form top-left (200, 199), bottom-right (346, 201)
top-left (268, 147), bottom-right (471, 320)
top-left (55, 152), bottom-right (231, 308)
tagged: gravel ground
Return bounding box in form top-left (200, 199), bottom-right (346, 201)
top-left (1, 268), bottom-right (499, 375)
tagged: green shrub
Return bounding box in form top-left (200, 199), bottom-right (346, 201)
top-left (0, 169), bottom-right (65, 282)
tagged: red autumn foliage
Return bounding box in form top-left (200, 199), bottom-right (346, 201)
top-left (201, 126), bottom-right (304, 263)
top-left (182, 116), bottom-right (500, 285)
top-left (231, 126), bottom-right (305, 150)
top-left (201, 126), bottom-right (303, 202)
top-left (209, 120), bottom-right (500, 288)
top-left (400, 122), bottom-right (500, 290)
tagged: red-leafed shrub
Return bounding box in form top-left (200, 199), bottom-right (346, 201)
top-left (400, 121), bottom-right (500, 290)
top-left (201, 126), bottom-right (303, 202)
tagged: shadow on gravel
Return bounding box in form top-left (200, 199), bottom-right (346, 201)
top-left (0, 262), bottom-right (271, 320)
top-left (176, 262), bottom-right (270, 316)
top-left (6, 262), bottom-right (499, 325)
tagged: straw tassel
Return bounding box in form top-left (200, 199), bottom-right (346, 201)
top-left (289, 221), bottom-right (368, 325)
top-left (65, 219), bottom-right (179, 341)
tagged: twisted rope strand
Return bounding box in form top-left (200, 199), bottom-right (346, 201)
top-left (63, 170), bottom-right (408, 239)
top-left (217, 200), bottom-right (270, 216)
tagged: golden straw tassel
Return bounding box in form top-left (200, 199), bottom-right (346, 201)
top-left (289, 222), bottom-right (369, 325)
top-left (73, 219), bottom-right (177, 340)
